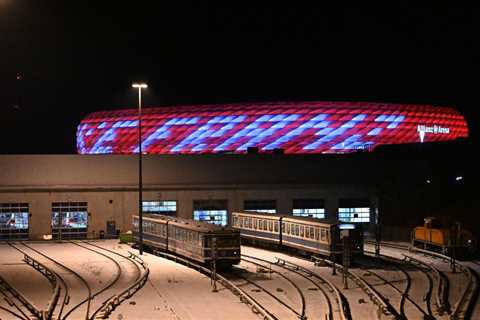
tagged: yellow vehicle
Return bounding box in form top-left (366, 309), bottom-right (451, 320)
top-left (412, 217), bottom-right (476, 259)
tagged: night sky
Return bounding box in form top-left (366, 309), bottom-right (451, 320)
top-left (0, 2), bottom-right (478, 154)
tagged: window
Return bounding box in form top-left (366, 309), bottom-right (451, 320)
top-left (293, 199), bottom-right (325, 219)
top-left (320, 229), bottom-right (326, 241)
top-left (338, 199), bottom-right (370, 223)
top-left (0, 203), bottom-right (29, 238)
top-left (338, 207), bottom-right (370, 222)
top-left (142, 200), bottom-right (177, 216)
top-left (51, 202), bottom-right (88, 229)
top-left (193, 200), bottom-right (228, 226)
top-left (244, 200), bottom-right (276, 213)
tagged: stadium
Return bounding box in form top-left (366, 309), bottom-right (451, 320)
top-left (77, 101), bottom-right (468, 155)
top-left (0, 101), bottom-right (469, 241)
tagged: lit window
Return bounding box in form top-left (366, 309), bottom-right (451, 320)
top-left (51, 202), bottom-right (88, 239)
top-left (142, 200), bottom-right (177, 216)
top-left (338, 207), bottom-right (370, 223)
top-left (0, 203), bottom-right (29, 239)
top-left (293, 208), bottom-right (325, 219)
top-left (194, 210), bottom-right (227, 226)
top-left (193, 200), bottom-right (228, 226)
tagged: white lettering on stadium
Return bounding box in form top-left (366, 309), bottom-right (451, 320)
top-left (417, 124), bottom-right (450, 142)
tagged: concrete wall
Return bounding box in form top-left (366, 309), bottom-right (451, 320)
top-left (0, 186), bottom-right (373, 240)
top-left (0, 154), bottom-right (377, 240)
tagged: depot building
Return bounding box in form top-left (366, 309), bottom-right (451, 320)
top-left (0, 101), bottom-right (469, 241)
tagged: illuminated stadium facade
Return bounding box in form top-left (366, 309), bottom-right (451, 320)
top-left (77, 101), bottom-right (468, 155)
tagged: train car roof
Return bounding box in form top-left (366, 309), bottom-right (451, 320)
top-left (233, 211), bottom-right (339, 225)
top-left (282, 215), bottom-right (340, 226)
top-left (135, 213), bottom-right (236, 233)
top-left (232, 211), bottom-right (283, 219)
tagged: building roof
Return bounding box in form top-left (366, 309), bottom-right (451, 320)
top-left (77, 101), bottom-right (468, 155)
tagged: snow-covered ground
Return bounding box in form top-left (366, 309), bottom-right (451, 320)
top-left (365, 242), bottom-right (479, 319)
top-left (241, 246), bottom-right (381, 319)
top-left (3, 240), bottom-right (476, 320)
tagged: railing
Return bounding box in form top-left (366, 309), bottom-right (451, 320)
top-left (0, 274), bottom-right (43, 319)
top-left (311, 256), bottom-right (397, 319)
top-left (23, 254), bottom-right (61, 320)
top-left (93, 252), bottom-right (149, 319)
top-left (276, 257), bottom-right (347, 320)
top-left (408, 247), bottom-right (478, 320)
top-left (152, 250), bottom-right (278, 320)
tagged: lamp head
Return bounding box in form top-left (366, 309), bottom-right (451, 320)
top-left (132, 83), bottom-right (148, 89)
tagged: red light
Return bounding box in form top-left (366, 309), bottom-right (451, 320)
top-left (76, 101), bottom-right (469, 155)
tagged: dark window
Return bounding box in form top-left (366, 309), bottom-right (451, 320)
top-left (293, 199), bottom-right (325, 219)
top-left (244, 200), bottom-right (276, 213)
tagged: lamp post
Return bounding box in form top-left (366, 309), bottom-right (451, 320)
top-left (132, 83), bottom-right (148, 255)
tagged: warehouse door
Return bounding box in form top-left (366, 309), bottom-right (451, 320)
top-left (0, 203), bottom-right (29, 240)
top-left (193, 200), bottom-right (228, 226)
top-left (51, 202), bottom-right (88, 239)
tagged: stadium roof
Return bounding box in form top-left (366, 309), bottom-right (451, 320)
top-left (77, 101), bottom-right (468, 155)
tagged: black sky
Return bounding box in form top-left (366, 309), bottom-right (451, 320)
top-left (0, 2), bottom-right (478, 154)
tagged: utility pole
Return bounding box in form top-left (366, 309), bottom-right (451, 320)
top-left (375, 206), bottom-right (380, 256)
top-left (332, 228), bottom-right (337, 275)
top-left (211, 237), bottom-right (218, 292)
top-left (343, 235), bottom-right (350, 289)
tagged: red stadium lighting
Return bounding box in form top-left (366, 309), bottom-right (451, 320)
top-left (77, 101), bottom-right (468, 155)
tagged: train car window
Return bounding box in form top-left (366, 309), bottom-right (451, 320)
top-left (305, 227), bottom-right (310, 238)
top-left (321, 229), bottom-right (326, 241)
top-left (269, 221), bottom-right (273, 232)
top-left (300, 226), bottom-right (304, 238)
top-left (296, 224), bottom-right (300, 236)
top-left (274, 222), bottom-right (279, 232)
top-left (315, 228), bottom-right (319, 240)
top-left (253, 219), bottom-right (257, 230)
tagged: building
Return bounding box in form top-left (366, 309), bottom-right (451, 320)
top-left (0, 101), bottom-right (470, 241)
top-left (77, 101), bottom-right (468, 155)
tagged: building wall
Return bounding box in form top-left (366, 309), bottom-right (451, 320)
top-left (0, 186), bottom-right (372, 240)
top-left (0, 154), bottom-right (377, 240)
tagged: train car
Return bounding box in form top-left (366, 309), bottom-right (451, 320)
top-left (231, 211), bottom-right (282, 245)
top-left (133, 214), bottom-right (241, 267)
top-left (412, 217), bottom-right (476, 259)
top-left (232, 211), bottom-right (363, 258)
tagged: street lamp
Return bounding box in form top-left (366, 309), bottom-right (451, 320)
top-left (132, 83), bottom-right (148, 255)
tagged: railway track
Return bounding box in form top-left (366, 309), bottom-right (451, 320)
top-left (2, 241), bottom-right (148, 320)
top-left (274, 256), bottom-right (350, 320)
top-left (238, 255), bottom-right (307, 320)
top-left (10, 242), bottom-right (93, 320)
top-left (366, 241), bottom-right (480, 320)
top-left (355, 255), bottom-right (434, 320)
top-left (78, 241), bottom-right (148, 320)
top-left (152, 248), bottom-right (277, 320)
